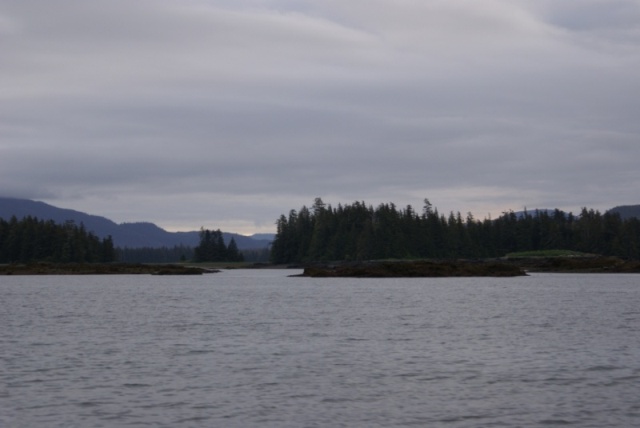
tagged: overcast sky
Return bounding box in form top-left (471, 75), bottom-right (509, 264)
top-left (2, 0), bottom-right (639, 234)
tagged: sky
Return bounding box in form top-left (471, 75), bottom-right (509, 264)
top-left (2, 0), bottom-right (639, 234)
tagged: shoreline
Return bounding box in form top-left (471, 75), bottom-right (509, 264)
top-left (2, 256), bottom-right (640, 276)
top-left (0, 263), bottom-right (218, 275)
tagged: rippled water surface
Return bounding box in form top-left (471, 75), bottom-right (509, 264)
top-left (2, 270), bottom-right (640, 427)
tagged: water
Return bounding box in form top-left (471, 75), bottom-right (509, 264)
top-left (2, 270), bottom-right (640, 427)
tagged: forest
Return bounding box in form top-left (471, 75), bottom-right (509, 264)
top-left (4, 200), bottom-right (638, 266)
top-left (0, 217), bottom-right (264, 264)
top-left (116, 245), bottom-right (270, 263)
top-left (193, 228), bottom-right (244, 262)
top-left (116, 245), bottom-right (194, 264)
top-left (0, 216), bottom-right (116, 263)
top-left (270, 198), bottom-right (640, 264)
top-left (119, 229), bottom-right (247, 263)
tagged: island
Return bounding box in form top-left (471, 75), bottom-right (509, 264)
top-left (292, 256), bottom-right (640, 278)
top-left (294, 260), bottom-right (527, 278)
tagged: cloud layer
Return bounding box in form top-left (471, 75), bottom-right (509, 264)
top-left (2, 0), bottom-right (639, 233)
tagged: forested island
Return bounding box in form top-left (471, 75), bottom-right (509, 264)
top-left (2, 198), bottom-right (640, 276)
top-left (270, 198), bottom-right (640, 264)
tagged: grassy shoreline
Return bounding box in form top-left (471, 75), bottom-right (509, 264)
top-left (503, 256), bottom-right (640, 273)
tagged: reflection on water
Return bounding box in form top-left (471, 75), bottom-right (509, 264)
top-left (2, 271), bottom-right (640, 427)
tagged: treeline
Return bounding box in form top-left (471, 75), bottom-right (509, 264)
top-left (194, 228), bottom-right (244, 262)
top-left (0, 216), bottom-right (267, 264)
top-left (0, 216), bottom-right (116, 263)
top-left (117, 245), bottom-right (270, 263)
top-left (270, 198), bottom-right (640, 263)
top-left (117, 229), bottom-right (246, 263)
top-left (241, 248), bottom-right (271, 263)
top-left (117, 245), bottom-right (194, 263)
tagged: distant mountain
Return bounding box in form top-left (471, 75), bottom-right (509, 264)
top-left (0, 197), bottom-right (273, 250)
top-left (607, 205), bottom-right (640, 220)
top-left (250, 233), bottom-right (278, 241)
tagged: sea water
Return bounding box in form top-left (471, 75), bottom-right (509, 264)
top-left (2, 270), bottom-right (640, 427)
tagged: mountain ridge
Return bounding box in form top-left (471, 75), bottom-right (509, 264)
top-left (0, 197), bottom-right (273, 250)
top-left (607, 205), bottom-right (640, 220)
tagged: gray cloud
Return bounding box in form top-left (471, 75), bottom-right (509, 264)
top-left (1, 0), bottom-right (639, 233)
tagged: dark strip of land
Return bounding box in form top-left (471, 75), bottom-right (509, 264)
top-left (294, 256), bottom-right (640, 278)
top-left (2, 256), bottom-right (640, 276)
top-left (0, 263), bottom-right (217, 275)
top-left (504, 256), bottom-right (640, 273)
top-left (295, 260), bottom-right (527, 278)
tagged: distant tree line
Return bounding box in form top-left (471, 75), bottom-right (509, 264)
top-left (116, 245), bottom-right (270, 263)
top-left (0, 216), bottom-right (116, 263)
top-left (270, 198), bottom-right (640, 263)
top-left (116, 229), bottom-right (246, 263)
top-left (0, 216), bottom-right (269, 264)
top-left (241, 248), bottom-right (271, 263)
top-left (117, 245), bottom-right (194, 263)
top-left (194, 228), bottom-right (244, 262)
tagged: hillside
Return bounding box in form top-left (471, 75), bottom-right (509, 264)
top-left (0, 197), bottom-right (272, 250)
top-left (607, 205), bottom-right (640, 220)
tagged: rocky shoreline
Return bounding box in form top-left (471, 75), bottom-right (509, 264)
top-left (293, 256), bottom-right (640, 278)
top-left (294, 260), bottom-right (527, 278)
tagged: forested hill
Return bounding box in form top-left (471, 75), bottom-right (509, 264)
top-left (0, 197), bottom-right (272, 249)
top-left (607, 205), bottom-right (640, 220)
top-left (270, 199), bottom-right (640, 263)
